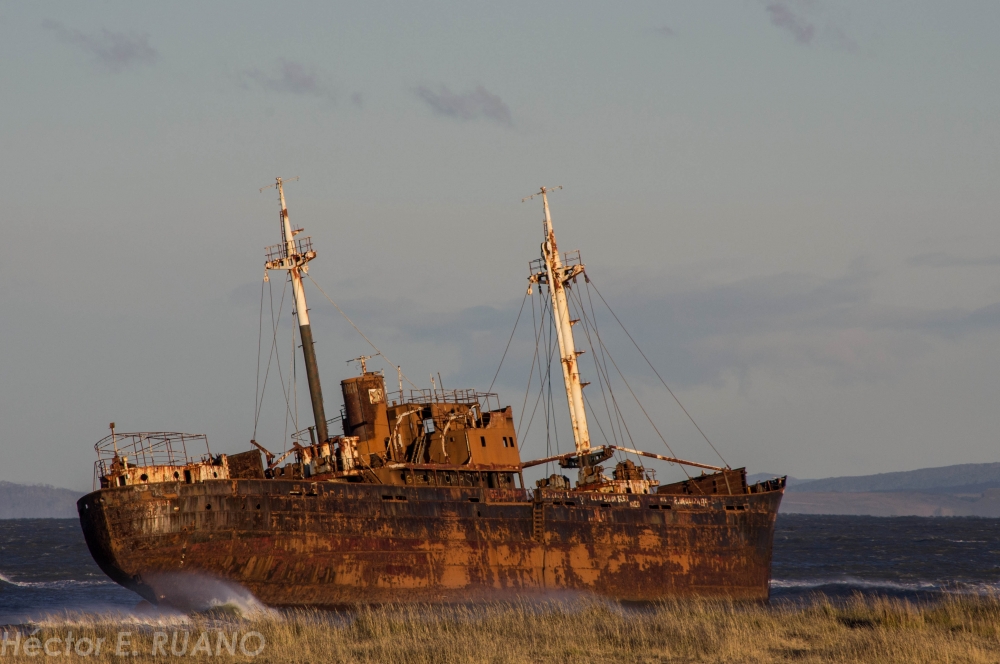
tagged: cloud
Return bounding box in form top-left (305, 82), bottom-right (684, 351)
top-left (908, 252), bottom-right (1000, 268)
top-left (590, 263), bottom-right (1000, 389)
top-left (243, 59), bottom-right (333, 98)
top-left (42, 19), bottom-right (158, 72)
top-left (654, 26), bottom-right (676, 38)
top-left (765, 2), bottom-right (815, 45)
top-left (415, 85), bottom-right (512, 127)
top-left (761, 2), bottom-right (858, 51)
top-left (307, 261), bottom-right (1000, 395)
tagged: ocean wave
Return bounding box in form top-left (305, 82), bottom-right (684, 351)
top-left (771, 577), bottom-right (1000, 594)
top-left (31, 608), bottom-right (196, 628)
top-left (0, 572), bottom-right (114, 590)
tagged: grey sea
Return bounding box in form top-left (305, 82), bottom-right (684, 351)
top-left (2, 515), bottom-right (1000, 623)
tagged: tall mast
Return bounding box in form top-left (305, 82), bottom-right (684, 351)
top-left (526, 186), bottom-right (590, 455)
top-left (263, 177), bottom-right (329, 443)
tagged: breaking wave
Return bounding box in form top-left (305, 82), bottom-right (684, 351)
top-left (0, 572), bottom-right (113, 590)
top-left (771, 577), bottom-right (1000, 595)
top-left (141, 572), bottom-right (276, 618)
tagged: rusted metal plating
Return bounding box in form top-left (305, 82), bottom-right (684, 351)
top-left (78, 472), bottom-right (786, 606)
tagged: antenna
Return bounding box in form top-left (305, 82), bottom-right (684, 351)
top-left (348, 355), bottom-right (374, 374)
top-left (521, 185), bottom-right (562, 203)
top-left (259, 176), bottom-right (299, 193)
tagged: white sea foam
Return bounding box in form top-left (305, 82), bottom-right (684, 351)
top-left (141, 572), bottom-right (276, 618)
top-left (771, 577), bottom-right (1000, 594)
top-left (0, 571), bottom-right (113, 590)
top-left (30, 606), bottom-right (195, 628)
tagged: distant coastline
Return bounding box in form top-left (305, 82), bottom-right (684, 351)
top-left (0, 481), bottom-right (82, 518)
top-left (751, 463), bottom-right (1000, 517)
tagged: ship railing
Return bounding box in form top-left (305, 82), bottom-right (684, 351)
top-left (265, 235), bottom-right (313, 262)
top-left (94, 431), bottom-right (210, 470)
top-left (561, 250), bottom-right (582, 267)
top-left (387, 389), bottom-right (502, 412)
top-left (528, 250), bottom-right (583, 276)
top-left (93, 431), bottom-right (212, 489)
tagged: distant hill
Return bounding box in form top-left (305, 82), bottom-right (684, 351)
top-left (0, 482), bottom-right (82, 518)
top-left (780, 489), bottom-right (1000, 517)
top-left (750, 463), bottom-right (1000, 517)
top-left (788, 463), bottom-right (1000, 494)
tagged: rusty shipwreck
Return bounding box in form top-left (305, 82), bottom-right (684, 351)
top-left (78, 180), bottom-right (786, 606)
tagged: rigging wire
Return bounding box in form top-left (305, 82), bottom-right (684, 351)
top-left (487, 288), bottom-right (529, 394)
top-left (569, 283), bottom-right (649, 475)
top-left (578, 282), bottom-right (630, 447)
top-left (268, 275), bottom-right (300, 451)
top-left (284, 328), bottom-right (293, 445)
top-left (518, 372), bottom-right (547, 453)
top-left (588, 279), bottom-right (729, 468)
top-left (253, 274), bottom-right (298, 441)
top-left (516, 293), bottom-right (554, 458)
top-left (516, 292), bottom-right (548, 445)
top-left (583, 302), bottom-right (691, 477)
top-left (543, 303), bottom-right (561, 462)
top-left (520, 289), bottom-right (555, 449)
top-left (252, 277), bottom-right (266, 439)
top-left (582, 390), bottom-right (612, 446)
top-left (306, 274), bottom-right (419, 390)
top-left (566, 282), bottom-right (638, 451)
top-left (291, 312), bottom-right (299, 434)
top-left (566, 284), bottom-right (621, 447)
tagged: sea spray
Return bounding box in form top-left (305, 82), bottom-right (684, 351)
top-left (139, 571), bottom-right (276, 618)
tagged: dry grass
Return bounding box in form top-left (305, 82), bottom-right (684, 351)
top-left (5, 594), bottom-right (1000, 663)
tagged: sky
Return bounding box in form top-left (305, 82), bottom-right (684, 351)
top-left (2, 1), bottom-right (1000, 492)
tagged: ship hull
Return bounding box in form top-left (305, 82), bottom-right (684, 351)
top-left (78, 479), bottom-right (783, 606)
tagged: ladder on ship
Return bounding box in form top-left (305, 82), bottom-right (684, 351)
top-left (532, 499), bottom-right (545, 542)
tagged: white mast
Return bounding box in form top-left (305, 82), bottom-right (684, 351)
top-left (277, 180), bottom-right (311, 330)
top-left (525, 186), bottom-right (591, 456)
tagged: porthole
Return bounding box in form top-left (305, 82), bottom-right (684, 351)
top-left (205, 504), bottom-right (212, 510)
top-left (173, 471), bottom-right (180, 480)
top-left (140, 474), bottom-right (149, 482)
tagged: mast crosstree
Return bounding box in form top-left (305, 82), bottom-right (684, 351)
top-left (262, 177), bottom-right (329, 443)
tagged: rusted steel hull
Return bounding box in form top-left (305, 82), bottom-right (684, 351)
top-left (78, 480), bottom-right (784, 606)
